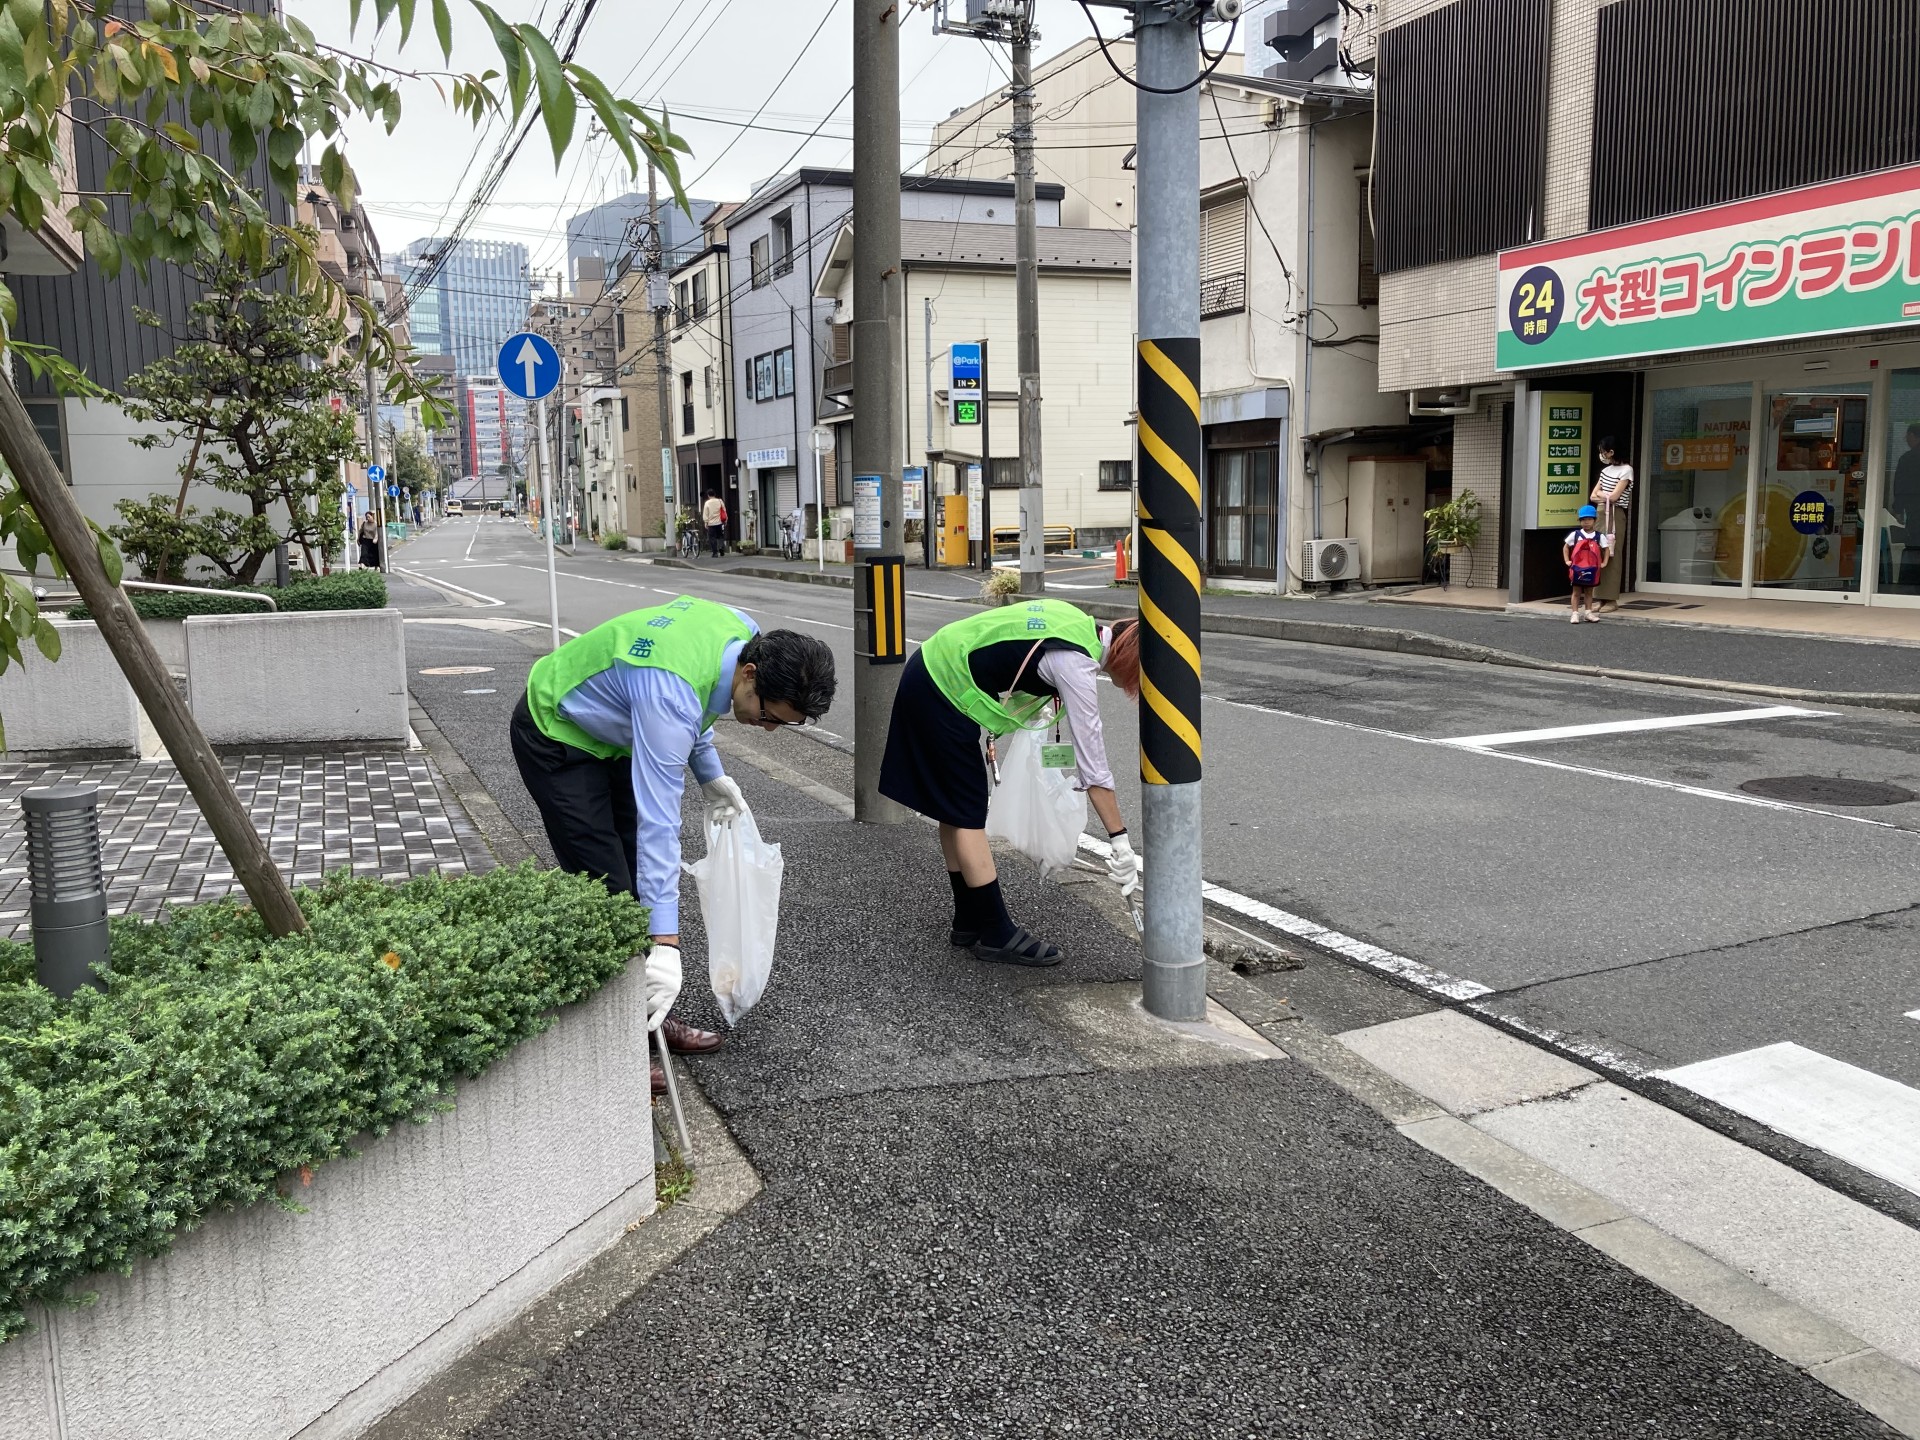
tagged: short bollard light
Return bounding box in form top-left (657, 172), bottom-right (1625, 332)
top-left (22, 785), bottom-right (111, 999)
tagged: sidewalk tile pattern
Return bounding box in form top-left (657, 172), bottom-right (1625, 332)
top-left (0, 753), bottom-right (493, 939)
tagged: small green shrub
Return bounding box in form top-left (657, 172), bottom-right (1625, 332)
top-left (68, 569), bottom-right (388, 620)
top-left (0, 864), bottom-right (649, 1342)
top-left (600, 531), bottom-right (628, 550)
top-left (980, 570), bottom-right (1021, 604)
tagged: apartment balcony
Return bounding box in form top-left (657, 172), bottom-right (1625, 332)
top-left (823, 360), bottom-right (854, 397)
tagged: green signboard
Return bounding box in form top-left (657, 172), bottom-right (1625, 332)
top-left (1498, 164), bottom-right (1920, 371)
top-left (1535, 392), bottom-right (1591, 529)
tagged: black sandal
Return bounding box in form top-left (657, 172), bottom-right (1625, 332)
top-left (950, 927), bottom-right (980, 947)
top-left (971, 927), bottom-right (1062, 968)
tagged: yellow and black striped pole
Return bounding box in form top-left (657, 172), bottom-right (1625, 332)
top-left (1134, 4), bottom-right (1207, 1022)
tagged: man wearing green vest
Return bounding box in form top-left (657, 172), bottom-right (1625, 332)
top-left (879, 599), bottom-right (1142, 966)
top-left (511, 596), bottom-right (836, 1078)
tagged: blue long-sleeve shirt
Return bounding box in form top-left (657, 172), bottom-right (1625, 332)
top-left (554, 612), bottom-right (756, 934)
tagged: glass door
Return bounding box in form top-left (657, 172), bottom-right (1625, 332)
top-left (1748, 387), bottom-right (1871, 595)
top-left (1881, 368), bottom-right (1920, 598)
top-left (1207, 447), bottom-right (1278, 581)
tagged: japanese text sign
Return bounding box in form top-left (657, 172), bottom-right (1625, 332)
top-left (1498, 164), bottom-right (1920, 370)
top-left (1534, 391), bottom-right (1591, 529)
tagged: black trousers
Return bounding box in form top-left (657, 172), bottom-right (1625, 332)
top-left (509, 693), bottom-right (639, 898)
top-left (707, 523), bottom-right (725, 557)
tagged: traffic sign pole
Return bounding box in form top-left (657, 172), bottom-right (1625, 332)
top-left (536, 397), bottom-right (561, 650)
top-left (495, 331), bottom-right (565, 649)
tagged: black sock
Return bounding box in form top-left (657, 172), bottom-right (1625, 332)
top-left (947, 870), bottom-right (972, 932)
top-left (967, 879), bottom-right (1017, 947)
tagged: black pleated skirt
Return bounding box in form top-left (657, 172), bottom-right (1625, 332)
top-left (878, 651), bottom-right (991, 829)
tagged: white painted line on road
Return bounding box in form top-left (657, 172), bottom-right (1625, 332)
top-left (1658, 1042), bottom-right (1920, 1199)
top-left (1209, 695), bottom-right (1910, 833)
top-left (1461, 1004), bottom-right (1651, 1079)
top-left (1444, 705), bottom-right (1831, 749)
top-left (464, 524), bottom-right (483, 561)
top-left (1904, 1009), bottom-right (1920, 1023)
top-left (1075, 833), bottom-right (1491, 1002)
top-left (394, 568), bottom-right (505, 607)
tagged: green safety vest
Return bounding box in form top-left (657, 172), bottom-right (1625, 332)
top-left (919, 599), bottom-right (1102, 736)
top-left (525, 596), bottom-right (754, 759)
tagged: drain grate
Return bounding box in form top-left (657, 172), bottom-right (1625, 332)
top-left (1740, 775), bottom-right (1918, 807)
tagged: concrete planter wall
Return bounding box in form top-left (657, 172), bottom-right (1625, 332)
top-left (0, 620), bottom-right (138, 757)
top-left (186, 609), bottom-right (408, 748)
top-left (0, 965), bottom-right (656, 1440)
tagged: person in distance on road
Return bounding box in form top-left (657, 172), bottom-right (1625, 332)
top-left (879, 598), bottom-right (1142, 967)
top-left (510, 596), bottom-right (836, 1089)
top-left (702, 488), bottom-right (727, 558)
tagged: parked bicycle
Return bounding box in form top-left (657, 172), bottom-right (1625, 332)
top-left (679, 522), bottom-right (703, 559)
top-left (779, 516), bottom-right (804, 562)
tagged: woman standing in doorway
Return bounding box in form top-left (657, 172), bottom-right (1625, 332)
top-left (1591, 436), bottom-right (1634, 611)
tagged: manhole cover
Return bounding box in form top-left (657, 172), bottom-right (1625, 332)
top-left (1739, 776), bottom-right (1918, 807)
top-left (418, 665), bottom-right (494, 676)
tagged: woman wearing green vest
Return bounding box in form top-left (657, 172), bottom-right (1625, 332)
top-left (879, 599), bottom-right (1142, 966)
top-left (511, 597), bottom-right (836, 1078)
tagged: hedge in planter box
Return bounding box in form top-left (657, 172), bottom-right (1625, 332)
top-left (0, 864), bottom-right (649, 1343)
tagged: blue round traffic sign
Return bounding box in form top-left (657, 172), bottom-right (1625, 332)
top-left (367, 463), bottom-right (387, 485)
top-left (498, 331), bottom-right (562, 401)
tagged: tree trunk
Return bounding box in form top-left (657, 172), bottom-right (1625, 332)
top-left (0, 376), bottom-right (308, 937)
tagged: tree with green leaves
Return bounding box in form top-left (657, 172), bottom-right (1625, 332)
top-left (112, 245), bottom-right (360, 584)
top-left (0, 0), bottom-right (688, 937)
top-left (389, 426), bottom-right (438, 501)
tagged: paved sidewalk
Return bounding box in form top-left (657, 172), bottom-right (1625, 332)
top-left (0, 752), bottom-right (495, 939)
top-left (626, 550), bottom-right (1920, 699)
top-left (398, 620), bottom-right (1901, 1439)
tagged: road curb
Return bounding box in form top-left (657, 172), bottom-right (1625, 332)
top-left (623, 557), bottom-right (1920, 710)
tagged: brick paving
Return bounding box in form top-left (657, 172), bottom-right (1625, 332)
top-left (0, 752), bottom-right (495, 938)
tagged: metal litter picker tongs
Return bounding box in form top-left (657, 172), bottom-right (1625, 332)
top-left (652, 1026), bottom-right (694, 1159)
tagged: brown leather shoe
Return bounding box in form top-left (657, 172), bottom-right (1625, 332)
top-left (660, 1014), bottom-right (724, 1055)
top-left (650, 1063), bottom-right (667, 1098)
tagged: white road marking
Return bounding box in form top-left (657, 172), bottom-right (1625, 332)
top-left (1905, 1010), bottom-right (1920, 1022)
top-left (1658, 1042), bottom-right (1920, 1198)
top-left (1444, 705), bottom-right (1830, 749)
top-left (463, 524), bottom-right (482, 561)
top-left (394, 568), bottom-right (504, 607)
top-left (1208, 695), bottom-right (1910, 833)
top-left (1074, 834), bottom-right (1490, 1001)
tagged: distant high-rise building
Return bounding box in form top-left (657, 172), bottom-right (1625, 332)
top-left (396, 236), bottom-right (531, 376)
top-left (566, 193), bottom-right (716, 279)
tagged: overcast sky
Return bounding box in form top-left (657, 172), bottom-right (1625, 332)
top-left (303, 0), bottom-right (1140, 280)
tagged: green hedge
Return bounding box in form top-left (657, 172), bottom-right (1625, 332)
top-left (0, 864), bottom-right (649, 1342)
top-left (67, 569), bottom-right (388, 621)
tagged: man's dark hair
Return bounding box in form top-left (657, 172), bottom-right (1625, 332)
top-left (740, 629), bottom-right (837, 719)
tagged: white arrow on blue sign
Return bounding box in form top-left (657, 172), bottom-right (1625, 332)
top-left (367, 463), bottom-right (387, 485)
top-left (498, 331), bottom-right (562, 401)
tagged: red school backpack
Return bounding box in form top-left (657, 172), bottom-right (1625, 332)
top-left (1568, 530), bottom-right (1605, 586)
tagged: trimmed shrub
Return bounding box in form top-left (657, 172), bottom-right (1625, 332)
top-left (600, 531), bottom-right (628, 550)
top-left (0, 864), bottom-right (649, 1342)
top-left (68, 569), bottom-right (388, 621)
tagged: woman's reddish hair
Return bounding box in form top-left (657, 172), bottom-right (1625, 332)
top-left (1103, 619), bottom-right (1141, 699)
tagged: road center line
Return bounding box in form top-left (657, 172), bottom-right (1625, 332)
top-left (394, 567), bottom-right (504, 608)
top-left (1207, 695), bottom-right (1909, 832)
top-left (1444, 705), bottom-right (1831, 749)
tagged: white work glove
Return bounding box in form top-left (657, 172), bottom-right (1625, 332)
top-left (1105, 833), bottom-right (1141, 898)
top-left (701, 774), bottom-right (749, 829)
top-left (643, 944), bottom-right (682, 1032)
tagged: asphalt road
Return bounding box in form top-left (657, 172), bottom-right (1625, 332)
top-left (392, 519), bottom-right (1920, 1210)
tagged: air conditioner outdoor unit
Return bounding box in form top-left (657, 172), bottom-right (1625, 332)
top-left (1302, 537), bottom-right (1359, 583)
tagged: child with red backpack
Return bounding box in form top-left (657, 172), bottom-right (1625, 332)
top-left (1563, 504), bottom-right (1609, 622)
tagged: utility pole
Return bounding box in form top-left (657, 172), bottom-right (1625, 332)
top-left (851, 0), bottom-right (907, 822)
top-left (1130, 2), bottom-right (1207, 1021)
top-left (1011, 9), bottom-right (1045, 594)
top-left (363, 342), bottom-right (388, 573)
top-left (649, 161), bottom-right (677, 522)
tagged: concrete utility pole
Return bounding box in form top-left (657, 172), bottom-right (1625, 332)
top-left (851, 0), bottom-right (908, 822)
top-left (1012, 10), bottom-right (1045, 594)
top-left (1131, 2), bottom-right (1206, 1021)
top-left (649, 161), bottom-right (677, 520)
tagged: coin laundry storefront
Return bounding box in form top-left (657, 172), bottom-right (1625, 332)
top-left (1498, 163), bottom-right (1920, 609)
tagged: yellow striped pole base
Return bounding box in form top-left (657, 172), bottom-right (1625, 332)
top-left (1135, 337), bottom-right (1202, 786)
top-left (862, 555), bottom-right (907, 664)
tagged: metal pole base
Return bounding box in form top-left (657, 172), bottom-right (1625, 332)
top-left (1140, 782), bottom-right (1206, 1021)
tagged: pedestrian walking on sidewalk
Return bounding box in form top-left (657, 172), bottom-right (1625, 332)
top-left (1564, 505), bottom-right (1609, 622)
top-left (356, 510), bottom-right (381, 569)
top-left (702, 489), bottom-right (727, 558)
top-left (879, 599), bottom-right (1142, 967)
top-left (1591, 436), bottom-right (1635, 610)
top-left (510, 596), bottom-right (837, 1090)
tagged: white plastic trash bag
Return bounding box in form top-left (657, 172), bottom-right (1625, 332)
top-left (985, 727), bottom-right (1087, 881)
top-left (685, 811), bottom-right (784, 1026)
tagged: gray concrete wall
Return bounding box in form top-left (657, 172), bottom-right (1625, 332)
top-left (0, 620), bottom-right (138, 757)
top-left (0, 964), bottom-right (657, 1440)
top-left (185, 609), bottom-right (408, 748)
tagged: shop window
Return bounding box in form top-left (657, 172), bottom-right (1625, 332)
top-left (1098, 460), bottom-right (1133, 491)
top-left (774, 347), bottom-right (795, 399)
top-left (1644, 382), bottom-right (1751, 587)
top-left (1884, 369), bottom-right (1920, 597)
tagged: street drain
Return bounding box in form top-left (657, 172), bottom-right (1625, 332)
top-left (1739, 775), bottom-right (1917, 807)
